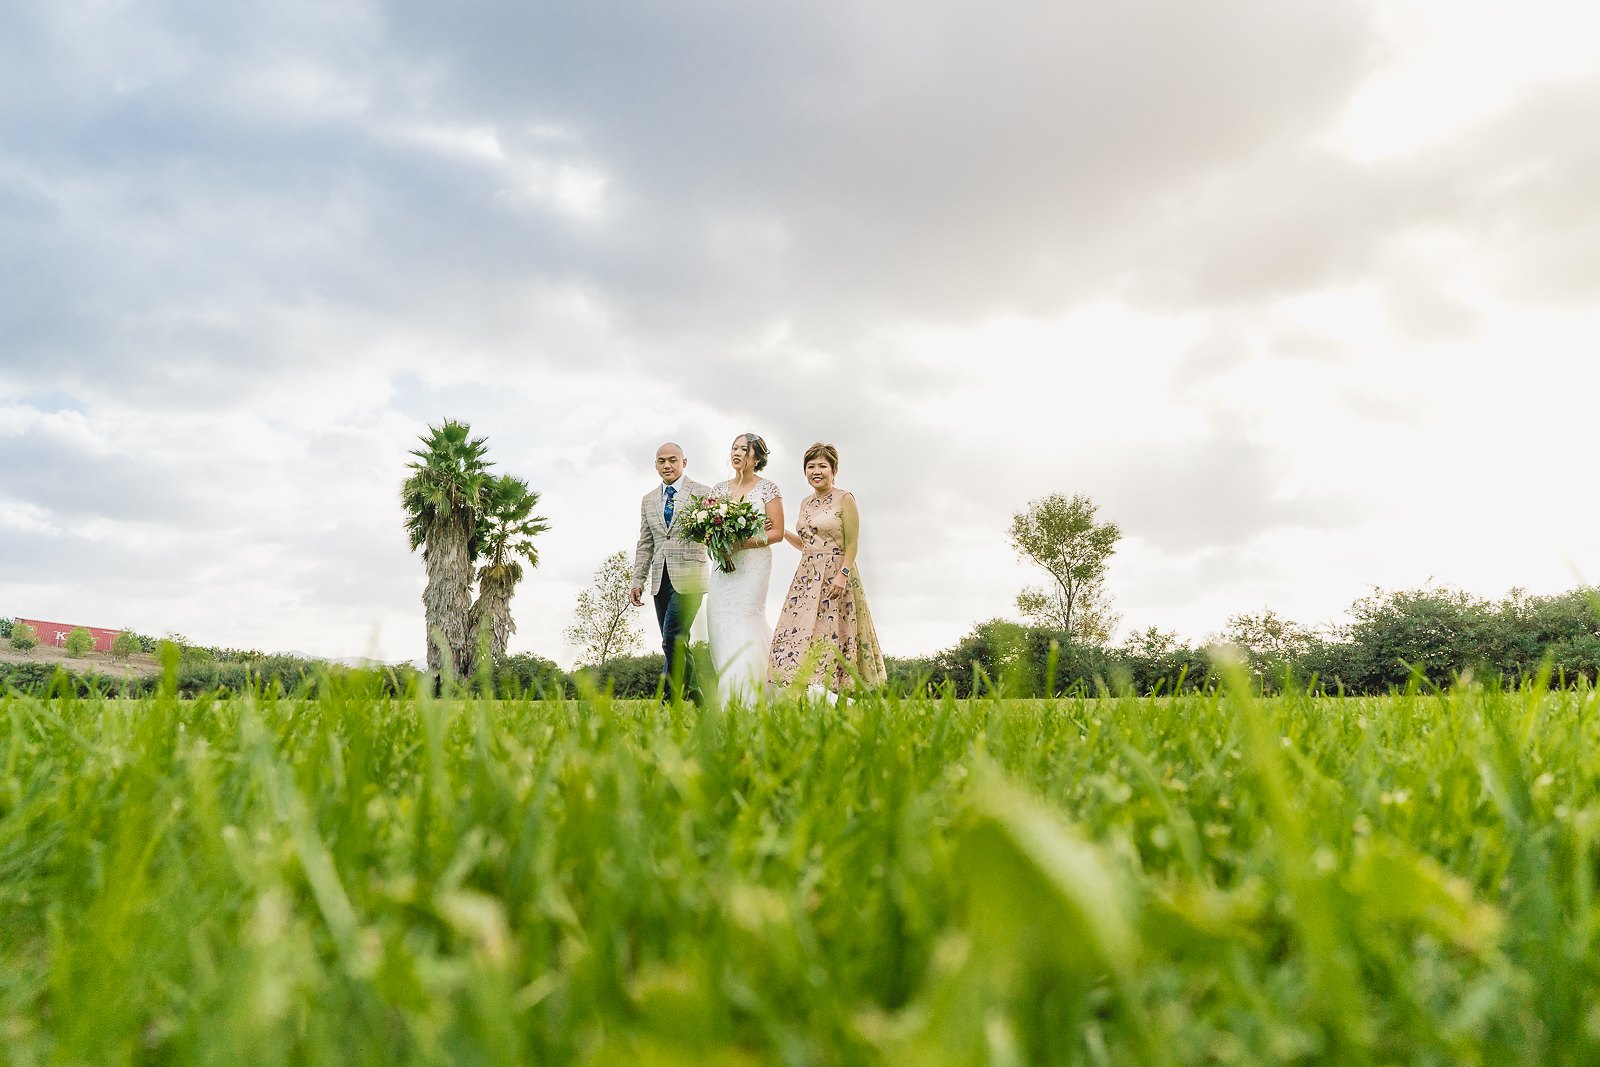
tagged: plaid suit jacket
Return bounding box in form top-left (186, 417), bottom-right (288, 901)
top-left (633, 477), bottom-right (711, 596)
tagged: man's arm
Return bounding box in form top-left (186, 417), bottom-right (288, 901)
top-left (630, 499), bottom-right (652, 607)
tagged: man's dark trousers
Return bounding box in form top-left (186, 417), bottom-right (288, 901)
top-left (654, 568), bottom-right (702, 701)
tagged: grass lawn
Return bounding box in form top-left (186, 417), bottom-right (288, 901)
top-left (1, 678), bottom-right (1595, 1064)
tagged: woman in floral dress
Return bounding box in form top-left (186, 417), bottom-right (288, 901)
top-left (768, 442), bottom-right (887, 694)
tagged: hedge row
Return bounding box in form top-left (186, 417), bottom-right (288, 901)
top-left (7, 585), bottom-right (1595, 700)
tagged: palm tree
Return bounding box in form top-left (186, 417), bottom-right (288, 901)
top-left (469, 474), bottom-right (551, 668)
top-left (401, 420), bottom-right (491, 680)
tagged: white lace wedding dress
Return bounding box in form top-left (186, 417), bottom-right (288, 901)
top-left (707, 477), bottom-right (780, 705)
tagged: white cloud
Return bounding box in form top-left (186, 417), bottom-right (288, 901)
top-left (1332, 0), bottom-right (1600, 162)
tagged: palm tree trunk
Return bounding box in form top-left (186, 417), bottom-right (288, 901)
top-left (470, 566), bottom-right (518, 668)
top-left (422, 509), bottom-right (474, 679)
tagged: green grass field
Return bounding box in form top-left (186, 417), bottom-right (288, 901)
top-left (2, 674), bottom-right (1596, 1065)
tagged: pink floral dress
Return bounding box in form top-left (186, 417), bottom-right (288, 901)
top-left (768, 489), bottom-right (887, 692)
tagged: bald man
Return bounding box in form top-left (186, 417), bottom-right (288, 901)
top-left (631, 441), bottom-right (711, 701)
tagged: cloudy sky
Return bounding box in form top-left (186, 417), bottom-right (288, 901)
top-left (4, 0), bottom-right (1600, 666)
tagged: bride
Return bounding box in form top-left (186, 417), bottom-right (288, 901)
top-left (707, 432), bottom-right (784, 704)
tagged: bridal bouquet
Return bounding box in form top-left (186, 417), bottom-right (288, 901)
top-left (682, 494), bottom-right (766, 572)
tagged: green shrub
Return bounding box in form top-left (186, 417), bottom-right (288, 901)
top-left (175, 659), bottom-right (220, 692)
top-left (0, 661), bottom-right (50, 690)
top-left (0, 617), bottom-right (11, 639)
top-left (580, 652), bottom-right (668, 698)
top-left (251, 655), bottom-right (319, 695)
top-left (110, 631), bottom-right (141, 661)
top-left (494, 653), bottom-right (570, 697)
top-left (180, 645), bottom-right (216, 666)
top-left (930, 619), bottom-right (1118, 697)
top-left (10, 622), bottom-right (38, 654)
top-left (211, 647), bottom-right (268, 664)
top-left (885, 655), bottom-right (939, 696)
top-left (63, 627), bottom-right (94, 658)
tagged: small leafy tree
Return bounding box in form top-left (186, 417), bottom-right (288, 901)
top-left (1215, 609), bottom-right (1316, 688)
top-left (111, 631), bottom-right (141, 661)
top-left (10, 622), bottom-right (38, 654)
top-left (1010, 493), bottom-right (1121, 643)
top-left (564, 551), bottom-right (645, 670)
top-left (64, 627), bottom-right (95, 658)
top-left (0, 617), bottom-right (11, 639)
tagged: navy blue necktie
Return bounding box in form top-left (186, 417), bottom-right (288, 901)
top-left (663, 484), bottom-right (676, 528)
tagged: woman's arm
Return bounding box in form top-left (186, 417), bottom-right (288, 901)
top-left (738, 496), bottom-right (784, 550)
top-left (828, 493), bottom-right (860, 594)
top-left (761, 497), bottom-right (785, 546)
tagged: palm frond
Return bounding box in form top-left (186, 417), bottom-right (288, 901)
top-left (400, 419), bottom-right (495, 553)
top-left (476, 474), bottom-right (551, 570)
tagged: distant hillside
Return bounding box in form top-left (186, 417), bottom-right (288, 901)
top-left (0, 643), bottom-right (162, 677)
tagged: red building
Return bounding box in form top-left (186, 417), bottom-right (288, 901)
top-left (16, 619), bottom-right (126, 654)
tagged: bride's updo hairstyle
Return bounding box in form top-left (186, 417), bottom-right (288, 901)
top-left (741, 432), bottom-right (770, 472)
top-left (803, 442), bottom-right (839, 472)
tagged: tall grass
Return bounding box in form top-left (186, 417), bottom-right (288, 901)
top-left (1, 670), bottom-right (1597, 1064)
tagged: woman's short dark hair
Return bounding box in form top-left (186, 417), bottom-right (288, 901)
top-left (803, 441), bottom-right (838, 472)
top-left (740, 432), bottom-right (770, 472)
